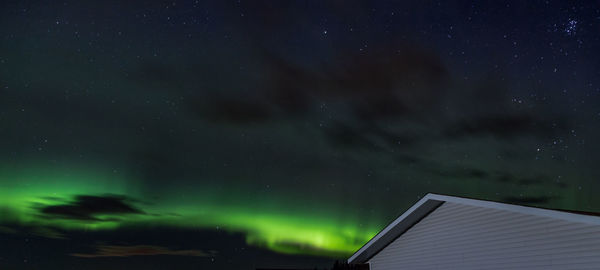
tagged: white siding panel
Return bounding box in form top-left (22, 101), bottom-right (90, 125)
top-left (368, 202), bottom-right (600, 270)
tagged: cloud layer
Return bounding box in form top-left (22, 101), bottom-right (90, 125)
top-left (71, 244), bottom-right (214, 258)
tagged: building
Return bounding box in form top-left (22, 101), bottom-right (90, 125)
top-left (348, 193), bottom-right (600, 269)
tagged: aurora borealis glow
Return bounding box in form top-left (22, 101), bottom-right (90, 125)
top-left (3, 1), bottom-right (600, 269)
top-left (0, 164), bottom-right (379, 256)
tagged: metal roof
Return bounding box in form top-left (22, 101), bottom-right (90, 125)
top-left (348, 193), bottom-right (600, 264)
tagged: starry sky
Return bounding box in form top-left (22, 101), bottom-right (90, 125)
top-left (1, 1), bottom-right (600, 269)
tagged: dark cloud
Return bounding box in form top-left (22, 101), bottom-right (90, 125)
top-left (496, 174), bottom-right (543, 185)
top-left (70, 244), bottom-right (214, 258)
top-left (0, 222), bottom-right (68, 239)
top-left (444, 114), bottom-right (558, 139)
top-left (555, 181), bottom-right (568, 188)
top-left (191, 42), bottom-right (448, 124)
top-left (202, 98), bottom-right (274, 124)
top-left (31, 226), bottom-right (66, 239)
top-left (39, 195), bottom-right (144, 221)
top-left (421, 166), bottom-right (569, 192)
top-left (261, 53), bottom-right (315, 115)
top-left (502, 195), bottom-right (556, 205)
top-left (495, 173), bottom-right (568, 189)
top-left (395, 155), bottom-right (421, 165)
top-left (427, 167), bottom-right (489, 179)
top-left (319, 116), bottom-right (422, 152)
top-left (322, 122), bottom-right (380, 150)
top-left (131, 61), bottom-right (182, 85)
top-left (261, 45), bottom-right (447, 119)
top-left (190, 40), bottom-right (569, 159)
top-left (0, 225), bottom-right (18, 235)
top-left (130, 137), bottom-right (188, 183)
top-left (329, 47), bottom-right (447, 119)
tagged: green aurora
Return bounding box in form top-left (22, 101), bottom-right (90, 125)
top-left (0, 164), bottom-right (380, 257)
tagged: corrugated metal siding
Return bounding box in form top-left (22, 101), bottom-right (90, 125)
top-left (368, 202), bottom-right (600, 270)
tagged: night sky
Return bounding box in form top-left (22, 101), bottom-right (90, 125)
top-left (1, 1), bottom-right (600, 269)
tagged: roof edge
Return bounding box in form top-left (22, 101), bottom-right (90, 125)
top-left (347, 194), bottom-right (443, 264)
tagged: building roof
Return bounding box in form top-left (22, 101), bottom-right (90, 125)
top-left (347, 193), bottom-right (600, 264)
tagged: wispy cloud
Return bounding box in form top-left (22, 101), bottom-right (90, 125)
top-left (70, 244), bottom-right (215, 258)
